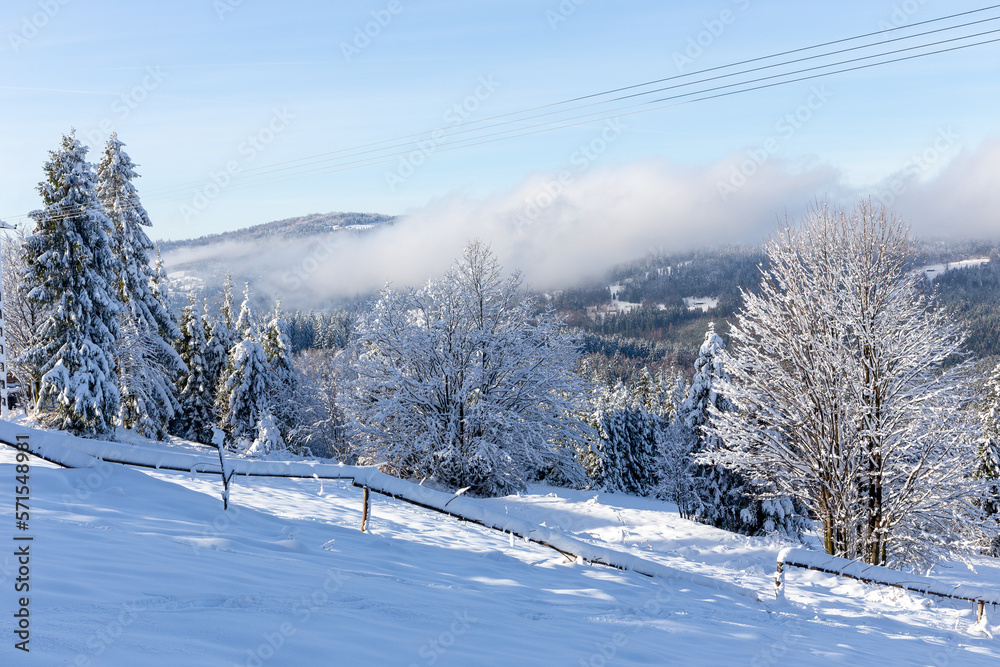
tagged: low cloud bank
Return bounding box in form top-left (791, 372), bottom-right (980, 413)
top-left (162, 139), bottom-right (1000, 309)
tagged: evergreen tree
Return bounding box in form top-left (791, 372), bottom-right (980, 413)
top-left (97, 134), bottom-right (184, 437)
top-left (216, 284), bottom-right (276, 453)
top-left (261, 302), bottom-right (298, 440)
top-left (585, 382), bottom-right (661, 495)
top-left (204, 278), bottom-right (236, 393)
top-left (235, 282), bottom-right (258, 339)
top-left (20, 131), bottom-right (122, 435)
top-left (246, 409), bottom-right (286, 457)
top-left (216, 333), bottom-right (272, 451)
top-left (681, 323), bottom-right (805, 536)
top-left (172, 296), bottom-right (215, 443)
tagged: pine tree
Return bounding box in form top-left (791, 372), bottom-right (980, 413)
top-left (97, 134), bottom-right (184, 437)
top-left (216, 284), bottom-right (275, 452)
top-left (261, 302), bottom-right (298, 441)
top-left (149, 250), bottom-right (175, 328)
top-left (235, 282), bottom-right (258, 339)
top-left (216, 334), bottom-right (272, 451)
top-left (20, 131), bottom-right (122, 435)
top-left (585, 382), bottom-right (661, 495)
top-left (682, 323), bottom-right (805, 536)
top-left (246, 410), bottom-right (286, 457)
top-left (172, 296), bottom-right (215, 443)
top-left (204, 278), bottom-right (236, 394)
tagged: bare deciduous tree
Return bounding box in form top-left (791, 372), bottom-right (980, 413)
top-left (708, 200), bottom-right (991, 568)
top-left (1, 226), bottom-right (45, 408)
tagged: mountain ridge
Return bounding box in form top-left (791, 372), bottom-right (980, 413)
top-left (156, 210), bottom-right (396, 253)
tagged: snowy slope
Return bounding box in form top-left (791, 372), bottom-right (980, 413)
top-left (3, 437), bottom-right (1000, 665)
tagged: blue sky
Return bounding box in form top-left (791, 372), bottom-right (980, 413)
top-left (2, 0), bottom-right (999, 253)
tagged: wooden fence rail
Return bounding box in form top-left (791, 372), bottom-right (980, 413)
top-left (0, 422), bottom-right (758, 601)
top-left (776, 547), bottom-right (1000, 624)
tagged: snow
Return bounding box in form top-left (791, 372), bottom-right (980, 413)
top-left (4, 424), bottom-right (1000, 664)
top-left (777, 548), bottom-right (1000, 607)
top-left (922, 258), bottom-right (990, 282)
top-left (684, 296), bottom-right (719, 312)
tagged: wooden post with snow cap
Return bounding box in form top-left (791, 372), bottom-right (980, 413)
top-left (361, 486), bottom-right (370, 532)
top-left (775, 547), bottom-right (791, 599)
top-left (777, 547), bottom-right (999, 627)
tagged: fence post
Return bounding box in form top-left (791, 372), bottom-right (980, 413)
top-left (775, 558), bottom-right (785, 599)
top-left (361, 486), bottom-right (370, 532)
top-left (977, 600), bottom-right (985, 624)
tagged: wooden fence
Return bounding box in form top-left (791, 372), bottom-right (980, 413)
top-left (776, 547), bottom-right (1000, 624)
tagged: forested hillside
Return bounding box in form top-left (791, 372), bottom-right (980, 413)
top-left (549, 240), bottom-right (1000, 382)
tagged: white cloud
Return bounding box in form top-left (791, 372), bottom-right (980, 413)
top-left (162, 138), bottom-right (1000, 308)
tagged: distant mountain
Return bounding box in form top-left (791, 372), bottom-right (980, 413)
top-left (156, 211), bottom-right (395, 253)
top-left (158, 211), bottom-right (395, 314)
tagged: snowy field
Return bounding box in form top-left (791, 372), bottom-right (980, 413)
top-left (3, 436), bottom-right (1000, 665)
top-left (922, 258), bottom-right (991, 283)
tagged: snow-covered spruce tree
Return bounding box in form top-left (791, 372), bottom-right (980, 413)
top-left (977, 361), bottom-right (1000, 555)
top-left (172, 296), bottom-right (215, 443)
top-left (343, 241), bottom-right (589, 496)
top-left (261, 302), bottom-right (298, 441)
top-left (679, 323), bottom-right (806, 537)
top-left (97, 134), bottom-right (184, 437)
top-left (708, 200), bottom-right (989, 568)
top-left (246, 410), bottom-right (284, 457)
top-left (204, 277), bottom-right (236, 394)
top-left (584, 381), bottom-right (661, 495)
top-left (216, 284), bottom-right (283, 455)
top-left (234, 282), bottom-right (258, 339)
top-left (20, 131), bottom-right (122, 435)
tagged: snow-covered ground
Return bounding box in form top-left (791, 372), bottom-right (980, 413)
top-left (922, 258), bottom-right (990, 282)
top-left (3, 436), bottom-right (1000, 665)
top-left (684, 296), bottom-right (719, 312)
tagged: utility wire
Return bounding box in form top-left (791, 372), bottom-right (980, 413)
top-left (130, 28), bottom-right (1000, 202)
top-left (5, 6), bottom-right (999, 224)
top-left (132, 9), bottom-right (1000, 200)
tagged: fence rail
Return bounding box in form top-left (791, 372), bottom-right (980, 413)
top-left (776, 547), bottom-right (1000, 623)
top-left (0, 422), bottom-right (758, 601)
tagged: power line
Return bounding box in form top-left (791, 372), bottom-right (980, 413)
top-left (131, 28), bottom-right (1000, 202)
top-left (135, 35), bottom-right (1000, 200)
top-left (5, 6), bottom-right (999, 225)
top-left (133, 8), bottom-right (1000, 200)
